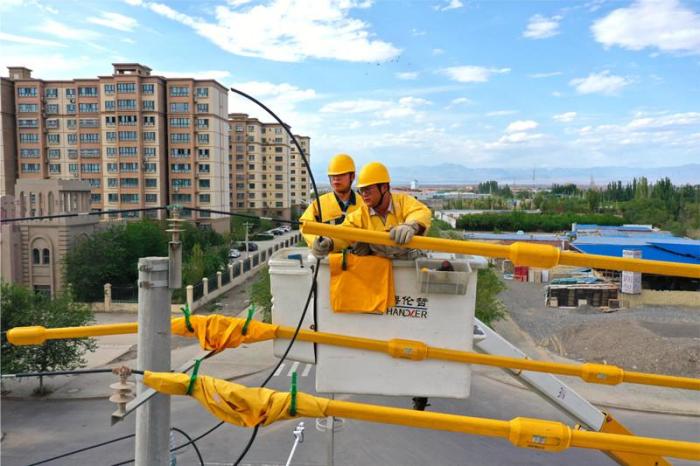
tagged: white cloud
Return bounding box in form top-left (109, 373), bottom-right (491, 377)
top-left (0, 0), bottom-right (57, 13)
top-left (440, 66), bottom-right (510, 83)
top-left (0, 52), bottom-right (98, 79)
top-left (523, 14), bottom-right (562, 39)
top-left (133, 0), bottom-right (400, 62)
top-left (506, 120), bottom-right (539, 133)
top-left (411, 28), bottom-right (426, 36)
top-left (627, 112), bottom-right (700, 129)
top-left (153, 69), bottom-right (232, 80)
top-left (87, 12), bottom-right (138, 32)
top-left (396, 71), bottom-right (418, 80)
top-left (569, 70), bottom-right (630, 95)
top-left (435, 0), bottom-right (463, 11)
top-left (0, 32), bottom-right (65, 47)
top-left (497, 132), bottom-right (544, 144)
top-left (553, 112), bottom-right (577, 122)
top-left (227, 0), bottom-right (254, 6)
top-left (592, 0), bottom-right (700, 55)
top-left (487, 110), bottom-right (518, 117)
top-left (529, 71), bottom-right (563, 78)
top-left (320, 96), bottom-right (430, 121)
top-left (432, 48), bottom-right (445, 55)
top-left (39, 19), bottom-right (100, 40)
top-left (446, 97), bottom-right (472, 109)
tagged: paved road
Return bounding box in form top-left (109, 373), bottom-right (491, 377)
top-left (3, 364), bottom-right (698, 466)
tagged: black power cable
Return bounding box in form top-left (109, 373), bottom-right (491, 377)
top-left (0, 206), bottom-right (167, 224)
top-left (187, 207), bottom-right (300, 225)
top-left (170, 426), bottom-right (205, 466)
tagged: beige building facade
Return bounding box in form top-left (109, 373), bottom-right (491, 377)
top-left (1, 179), bottom-right (99, 296)
top-left (1, 76), bottom-right (17, 196)
top-left (8, 63), bottom-right (229, 229)
top-left (228, 113), bottom-right (311, 220)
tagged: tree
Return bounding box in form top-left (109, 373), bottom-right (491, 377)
top-left (1, 283), bottom-right (96, 394)
top-left (475, 267), bottom-right (506, 327)
top-left (251, 267), bottom-right (272, 323)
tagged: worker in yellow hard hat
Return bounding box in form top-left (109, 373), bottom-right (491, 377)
top-left (301, 153), bottom-right (365, 248)
top-left (310, 161), bottom-right (432, 260)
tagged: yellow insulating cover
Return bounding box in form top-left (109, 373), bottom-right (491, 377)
top-left (171, 315), bottom-right (277, 352)
top-left (387, 339), bottom-right (428, 361)
top-left (7, 326), bottom-right (47, 346)
top-left (329, 253), bottom-right (396, 313)
top-left (509, 242), bottom-right (561, 269)
top-left (580, 363), bottom-right (624, 385)
top-left (508, 417), bottom-right (572, 452)
top-left (143, 371), bottom-right (330, 427)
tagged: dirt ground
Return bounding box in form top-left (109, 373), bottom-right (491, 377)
top-left (497, 279), bottom-right (700, 378)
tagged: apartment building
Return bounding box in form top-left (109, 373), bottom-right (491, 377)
top-left (8, 63), bottom-right (229, 229)
top-left (228, 113), bottom-right (311, 220)
top-left (1, 76), bottom-right (17, 196)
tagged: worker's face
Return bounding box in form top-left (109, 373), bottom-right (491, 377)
top-left (358, 184), bottom-right (387, 208)
top-left (329, 173), bottom-right (353, 194)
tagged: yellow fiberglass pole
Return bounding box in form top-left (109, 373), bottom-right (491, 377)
top-left (300, 222), bottom-right (700, 279)
top-left (7, 318), bottom-right (700, 391)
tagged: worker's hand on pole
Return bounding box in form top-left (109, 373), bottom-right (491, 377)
top-left (390, 222), bottom-right (420, 245)
top-left (352, 242), bottom-right (372, 256)
top-left (311, 236), bottom-right (334, 258)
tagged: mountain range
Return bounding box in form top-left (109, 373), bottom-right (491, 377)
top-left (313, 164), bottom-right (700, 186)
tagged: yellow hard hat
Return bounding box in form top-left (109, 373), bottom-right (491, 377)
top-left (357, 161), bottom-right (390, 188)
top-left (327, 153), bottom-right (355, 176)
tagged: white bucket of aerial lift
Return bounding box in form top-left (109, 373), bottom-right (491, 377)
top-left (269, 249), bottom-right (317, 364)
top-left (269, 247), bottom-right (487, 398)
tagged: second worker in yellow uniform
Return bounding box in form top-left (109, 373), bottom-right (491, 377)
top-left (311, 161), bottom-right (432, 259)
top-left (300, 153), bottom-right (365, 247)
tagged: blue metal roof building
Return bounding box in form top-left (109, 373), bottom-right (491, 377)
top-left (572, 226), bottom-right (700, 265)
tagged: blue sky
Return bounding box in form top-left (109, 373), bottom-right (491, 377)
top-left (1, 0), bottom-right (699, 174)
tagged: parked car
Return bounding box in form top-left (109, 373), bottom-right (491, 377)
top-left (280, 225), bottom-right (291, 232)
top-left (233, 242), bottom-right (258, 252)
top-left (269, 228), bottom-right (284, 236)
top-left (228, 248), bottom-right (241, 259)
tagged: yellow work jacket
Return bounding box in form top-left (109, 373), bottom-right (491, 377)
top-left (333, 193), bottom-right (432, 251)
top-left (300, 191), bottom-right (364, 246)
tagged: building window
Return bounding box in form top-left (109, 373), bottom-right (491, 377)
top-left (80, 149), bottom-right (100, 157)
top-left (80, 133), bottom-right (99, 143)
top-left (46, 104), bottom-right (59, 114)
top-left (91, 193), bottom-right (101, 203)
top-left (21, 163), bottom-right (41, 173)
top-left (107, 163), bottom-right (118, 173)
top-left (170, 117), bottom-right (190, 127)
top-left (144, 163), bottom-right (157, 173)
top-left (20, 149), bottom-right (40, 158)
top-left (48, 164), bottom-right (61, 174)
top-left (198, 164), bottom-right (210, 173)
top-left (170, 163), bottom-right (191, 173)
top-left (197, 133), bottom-right (209, 144)
top-left (117, 99), bottom-right (136, 110)
top-left (43, 248), bottom-right (50, 264)
top-left (79, 103), bottom-right (98, 113)
top-left (143, 100), bottom-right (155, 111)
top-left (47, 133), bottom-right (60, 144)
top-left (172, 193), bottom-right (192, 202)
top-left (145, 178), bottom-right (158, 188)
top-left (32, 248), bottom-right (41, 264)
top-left (145, 194), bottom-right (157, 203)
top-left (195, 87), bottom-right (208, 97)
top-left (196, 118), bottom-right (209, 129)
top-left (198, 179), bottom-right (210, 188)
top-left (69, 163), bottom-right (78, 173)
top-left (80, 118), bottom-right (99, 128)
top-left (199, 194), bottom-right (210, 203)
top-left (142, 83), bottom-right (154, 94)
top-left (170, 133), bottom-right (190, 143)
top-left (120, 178), bottom-right (139, 187)
top-left (18, 104), bottom-right (38, 112)
top-left (118, 115), bottom-right (137, 125)
top-left (104, 84), bottom-right (115, 94)
top-left (198, 148), bottom-right (209, 158)
top-left (117, 82), bottom-right (136, 93)
top-left (169, 102), bottom-right (189, 112)
top-left (119, 131), bottom-right (138, 141)
top-left (18, 119), bottom-right (38, 128)
top-left (170, 86), bottom-right (189, 97)
top-left (66, 88), bottom-right (75, 97)
top-left (172, 179), bottom-right (191, 188)
top-left (80, 163), bottom-right (100, 173)
top-left (143, 115), bottom-right (155, 126)
top-left (170, 148), bottom-right (191, 157)
top-left (78, 86), bottom-right (98, 97)
top-left (119, 147), bottom-right (138, 156)
top-left (47, 149), bottom-right (60, 159)
top-left (66, 103), bottom-right (76, 113)
top-left (18, 87), bottom-right (37, 97)
top-left (196, 103), bottom-right (208, 112)
top-left (108, 193), bottom-right (118, 202)
top-left (119, 162), bottom-right (138, 172)
top-left (67, 133), bottom-right (77, 145)
top-left (87, 178), bottom-right (101, 187)
top-left (108, 178), bottom-right (118, 187)
top-left (144, 147), bottom-right (156, 157)
top-left (106, 132), bottom-right (117, 142)
top-left (105, 116), bottom-right (116, 126)
top-left (143, 131), bottom-right (156, 141)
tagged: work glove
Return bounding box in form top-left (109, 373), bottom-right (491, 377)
top-left (389, 222), bottom-right (421, 245)
top-left (311, 236), bottom-right (333, 258)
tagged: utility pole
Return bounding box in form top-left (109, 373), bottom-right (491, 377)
top-left (243, 221), bottom-right (253, 253)
top-left (135, 256), bottom-right (171, 466)
top-left (134, 208), bottom-right (183, 466)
